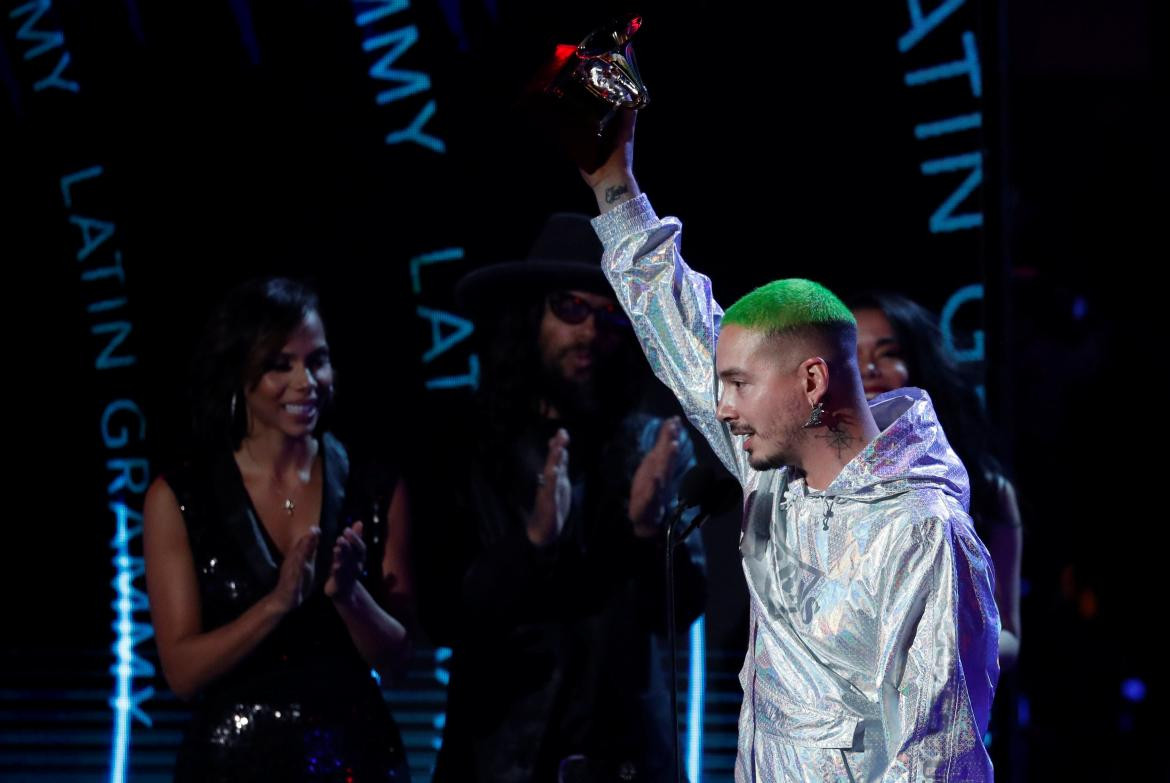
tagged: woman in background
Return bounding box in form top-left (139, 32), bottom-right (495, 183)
top-left (144, 278), bottom-right (413, 781)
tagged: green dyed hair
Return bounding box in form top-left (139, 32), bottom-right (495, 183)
top-left (723, 278), bottom-right (856, 337)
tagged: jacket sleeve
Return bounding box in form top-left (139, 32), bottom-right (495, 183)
top-left (592, 195), bottom-right (752, 486)
top-left (875, 514), bottom-right (1000, 782)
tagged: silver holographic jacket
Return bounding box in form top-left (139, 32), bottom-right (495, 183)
top-left (593, 195), bottom-right (1000, 782)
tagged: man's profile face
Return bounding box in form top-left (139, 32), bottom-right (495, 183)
top-left (715, 324), bottom-right (808, 471)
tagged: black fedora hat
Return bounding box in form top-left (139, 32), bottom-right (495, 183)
top-left (455, 212), bottom-right (610, 314)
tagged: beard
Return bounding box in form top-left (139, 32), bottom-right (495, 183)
top-left (746, 413), bottom-right (809, 472)
top-left (539, 338), bottom-right (639, 424)
top-left (748, 440), bottom-right (794, 472)
top-left (748, 450), bottom-right (786, 472)
top-left (543, 370), bottom-right (599, 421)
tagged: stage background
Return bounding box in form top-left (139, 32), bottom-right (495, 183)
top-left (2, 1), bottom-right (1164, 780)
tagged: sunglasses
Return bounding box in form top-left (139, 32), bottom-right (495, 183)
top-left (547, 291), bottom-right (630, 330)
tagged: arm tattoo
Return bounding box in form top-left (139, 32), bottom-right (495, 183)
top-left (605, 184), bottom-right (630, 204)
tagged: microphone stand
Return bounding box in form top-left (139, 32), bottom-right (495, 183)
top-left (664, 504), bottom-right (710, 783)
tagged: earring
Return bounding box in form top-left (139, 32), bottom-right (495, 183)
top-left (802, 400), bottom-right (825, 429)
top-left (230, 392), bottom-right (238, 420)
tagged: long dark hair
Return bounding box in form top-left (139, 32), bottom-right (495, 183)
top-left (846, 290), bottom-right (1004, 514)
top-left (475, 293), bottom-right (646, 444)
top-left (191, 277), bottom-right (323, 454)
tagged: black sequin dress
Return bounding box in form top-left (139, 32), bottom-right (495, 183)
top-left (164, 433), bottom-right (409, 782)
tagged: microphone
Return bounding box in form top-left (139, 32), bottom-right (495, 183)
top-left (670, 465), bottom-right (740, 546)
top-left (662, 464), bottom-right (740, 783)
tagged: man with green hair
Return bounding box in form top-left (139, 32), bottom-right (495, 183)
top-left (575, 115), bottom-right (1000, 781)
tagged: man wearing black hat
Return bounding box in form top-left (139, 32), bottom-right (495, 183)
top-left (420, 213), bottom-right (707, 783)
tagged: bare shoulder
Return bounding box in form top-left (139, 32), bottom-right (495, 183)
top-left (145, 475), bottom-right (180, 517)
top-left (144, 475), bottom-right (189, 546)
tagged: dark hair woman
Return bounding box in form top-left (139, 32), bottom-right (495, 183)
top-left (144, 278), bottom-right (413, 781)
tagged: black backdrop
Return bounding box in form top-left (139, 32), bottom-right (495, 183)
top-left (2, 1), bottom-right (1164, 780)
